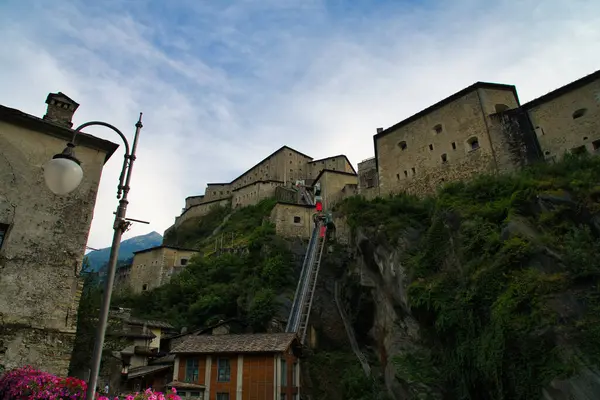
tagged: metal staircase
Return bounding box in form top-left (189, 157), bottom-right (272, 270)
top-left (286, 220), bottom-right (328, 343)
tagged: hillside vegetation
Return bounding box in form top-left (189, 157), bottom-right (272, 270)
top-left (338, 154), bottom-right (600, 399)
top-left (117, 199), bottom-right (297, 330)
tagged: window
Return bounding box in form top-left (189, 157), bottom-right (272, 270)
top-left (293, 362), bottom-right (298, 386)
top-left (185, 358), bottom-right (199, 383)
top-left (142, 284), bottom-right (148, 291)
top-left (451, 142), bottom-right (456, 150)
top-left (398, 141), bottom-right (407, 150)
top-left (0, 223), bottom-right (8, 249)
top-left (404, 170), bottom-right (408, 177)
top-left (441, 153), bottom-right (447, 163)
top-left (429, 144), bottom-right (434, 151)
top-left (180, 259), bottom-right (188, 266)
top-left (281, 359), bottom-right (287, 386)
top-left (217, 358), bottom-right (231, 382)
top-left (467, 137), bottom-right (480, 151)
top-left (216, 394), bottom-right (229, 400)
top-left (495, 104), bottom-right (509, 113)
top-left (572, 108), bottom-right (587, 119)
top-left (411, 167), bottom-right (416, 175)
top-left (293, 216), bottom-right (301, 223)
top-left (593, 140), bottom-right (600, 151)
top-left (190, 392), bottom-right (202, 399)
top-left (433, 124), bottom-right (443, 134)
top-left (396, 173), bottom-right (400, 180)
top-left (179, 392), bottom-right (187, 397)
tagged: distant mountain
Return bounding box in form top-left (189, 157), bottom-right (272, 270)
top-left (84, 231), bottom-right (163, 272)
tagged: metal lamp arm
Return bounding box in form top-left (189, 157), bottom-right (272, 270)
top-left (70, 116), bottom-right (142, 199)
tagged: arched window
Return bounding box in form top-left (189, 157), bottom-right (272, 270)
top-left (467, 137), bottom-right (480, 151)
top-left (398, 141), bottom-right (407, 150)
top-left (572, 108), bottom-right (587, 119)
top-left (441, 153), bottom-right (447, 163)
top-left (495, 104), bottom-right (509, 113)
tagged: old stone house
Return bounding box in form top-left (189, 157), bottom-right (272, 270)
top-left (126, 245), bottom-right (199, 294)
top-left (169, 332), bottom-right (302, 400)
top-left (0, 93), bottom-right (119, 375)
top-left (363, 68), bottom-right (600, 197)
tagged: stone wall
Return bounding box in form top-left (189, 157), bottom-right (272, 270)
top-left (525, 75), bottom-right (600, 161)
top-left (172, 198), bottom-right (230, 229)
top-left (232, 180), bottom-right (282, 208)
top-left (375, 86), bottom-right (520, 196)
top-left (307, 155), bottom-right (355, 179)
top-left (0, 118), bottom-right (113, 375)
top-left (128, 247), bottom-right (198, 294)
top-left (203, 183), bottom-right (232, 203)
top-left (314, 171), bottom-right (358, 210)
top-left (357, 157), bottom-right (378, 193)
top-left (270, 203), bottom-right (315, 239)
top-left (184, 195), bottom-right (205, 209)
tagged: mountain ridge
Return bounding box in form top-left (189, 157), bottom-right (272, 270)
top-left (84, 231), bottom-right (163, 272)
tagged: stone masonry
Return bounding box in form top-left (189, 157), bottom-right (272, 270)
top-left (0, 93), bottom-right (119, 375)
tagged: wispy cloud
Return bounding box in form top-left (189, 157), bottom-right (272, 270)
top-left (1, 0), bottom-right (599, 248)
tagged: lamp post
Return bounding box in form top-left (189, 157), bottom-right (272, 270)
top-left (44, 114), bottom-right (144, 400)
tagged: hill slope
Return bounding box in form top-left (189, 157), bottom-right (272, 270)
top-left (85, 231), bottom-right (163, 272)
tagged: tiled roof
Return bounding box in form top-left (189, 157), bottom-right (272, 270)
top-left (127, 365), bottom-right (172, 380)
top-left (171, 333), bottom-right (298, 354)
top-left (167, 381), bottom-right (206, 390)
top-left (121, 316), bottom-right (175, 329)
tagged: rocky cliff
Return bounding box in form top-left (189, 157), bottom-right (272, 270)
top-left (329, 155), bottom-right (600, 399)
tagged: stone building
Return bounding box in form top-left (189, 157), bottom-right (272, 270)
top-left (364, 68), bottom-right (600, 196)
top-left (165, 146), bottom-right (356, 235)
top-left (127, 245), bottom-right (199, 294)
top-left (0, 93), bottom-right (119, 375)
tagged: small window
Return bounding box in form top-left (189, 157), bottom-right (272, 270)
top-left (593, 140), bottom-right (600, 151)
top-left (429, 144), bottom-right (434, 151)
top-left (142, 284), bottom-right (148, 291)
top-left (217, 358), bottom-right (231, 382)
top-left (451, 142), bottom-right (456, 150)
top-left (398, 141), bottom-right (407, 150)
top-left (179, 391), bottom-right (187, 397)
top-left (572, 108), bottom-right (587, 119)
top-left (190, 392), bottom-right (201, 398)
top-left (544, 151), bottom-right (551, 155)
top-left (293, 216), bottom-right (301, 223)
top-left (0, 223), bottom-right (8, 249)
top-left (281, 359), bottom-right (287, 386)
top-left (186, 358), bottom-right (199, 383)
top-left (495, 104), bottom-right (509, 113)
top-left (441, 153), bottom-right (447, 163)
top-left (411, 167), bottom-right (416, 175)
top-left (180, 259), bottom-right (188, 266)
top-left (216, 393), bottom-right (230, 400)
top-left (584, 136), bottom-right (589, 141)
top-left (433, 124), bottom-right (443, 134)
top-left (467, 137), bottom-right (480, 151)
top-left (404, 170), bottom-right (408, 177)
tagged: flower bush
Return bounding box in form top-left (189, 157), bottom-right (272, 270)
top-left (0, 367), bottom-right (181, 400)
top-left (0, 366), bottom-right (87, 399)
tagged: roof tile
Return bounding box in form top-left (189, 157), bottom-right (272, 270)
top-left (171, 333), bottom-right (298, 354)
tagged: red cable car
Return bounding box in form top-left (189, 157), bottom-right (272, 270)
top-left (315, 201), bottom-right (323, 212)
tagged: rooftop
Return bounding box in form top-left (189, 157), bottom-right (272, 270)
top-left (171, 333), bottom-right (298, 354)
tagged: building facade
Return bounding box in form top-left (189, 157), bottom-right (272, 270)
top-left (366, 69), bottom-right (600, 197)
top-left (170, 333), bottom-right (302, 400)
top-left (165, 147), bottom-right (356, 236)
top-left (127, 245), bottom-right (199, 294)
top-left (0, 93), bottom-right (119, 375)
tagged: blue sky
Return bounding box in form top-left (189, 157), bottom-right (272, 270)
top-left (1, 0), bottom-right (599, 248)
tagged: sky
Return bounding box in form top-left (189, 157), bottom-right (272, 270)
top-left (1, 0), bottom-right (599, 249)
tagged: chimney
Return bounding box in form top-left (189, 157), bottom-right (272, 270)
top-left (376, 127), bottom-right (384, 133)
top-left (43, 92), bottom-right (79, 128)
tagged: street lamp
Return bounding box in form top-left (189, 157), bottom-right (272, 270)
top-left (44, 114), bottom-right (144, 400)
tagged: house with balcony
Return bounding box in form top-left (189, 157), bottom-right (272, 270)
top-left (168, 332), bottom-right (303, 400)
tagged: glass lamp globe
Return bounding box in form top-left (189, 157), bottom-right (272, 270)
top-left (44, 154), bottom-right (83, 195)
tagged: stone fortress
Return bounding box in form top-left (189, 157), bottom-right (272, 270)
top-left (127, 68), bottom-right (599, 294)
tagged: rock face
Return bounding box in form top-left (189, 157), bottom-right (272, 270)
top-left (331, 186), bottom-right (600, 400)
